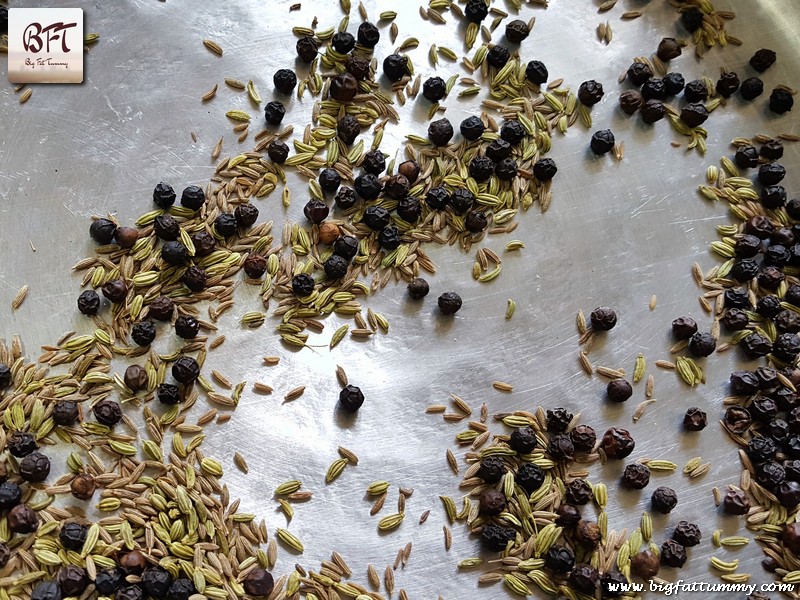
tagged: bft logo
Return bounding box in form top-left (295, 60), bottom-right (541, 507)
top-left (8, 8), bottom-right (84, 84)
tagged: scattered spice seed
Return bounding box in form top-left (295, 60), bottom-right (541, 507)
top-left (11, 285), bottom-right (28, 309)
top-left (284, 386), bottom-right (306, 402)
top-left (492, 381), bottom-right (513, 392)
top-left (234, 452), bottom-right (249, 473)
top-left (203, 39), bottom-right (223, 56)
top-left (419, 510), bottom-right (430, 524)
top-left (19, 89), bottom-right (32, 104)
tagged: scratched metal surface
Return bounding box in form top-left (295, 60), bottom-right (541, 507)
top-left (1, 0), bottom-right (800, 597)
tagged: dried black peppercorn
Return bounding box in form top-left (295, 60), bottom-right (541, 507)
top-left (142, 567), bottom-right (173, 599)
top-left (569, 564), bottom-right (599, 595)
top-left (94, 399), bottom-right (122, 426)
top-left (751, 48), bottom-right (777, 72)
top-left (566, 478), bottom-right (593, 505)
top-left (621, 463), bottom-right (650, 489)
top-left (545, 545), bottom-right (575, 573)
top-left (382, 54), bottom-right (408, 82)
top-left (671, 521), bottom-right (701, 547)
top-left (619, 90), bottom-right (644, 115)
top-left (303, 199), bottom-right (330, 225)
top-left (509, 426), bottom-right (537, 454)
top-left (338, 114), bottom-right (361, 145)
top-left (354, 173), bottom-right (382, 200)
top-left (657, 37), bottom-right (682, 61)
top-left (422, 76), bottom-right (446, 103)
top-left (330, 72), bottom-right (359, 102)
top-left (761, 139), bottom-right (784, 160)
top-left (425, 186), bottom-right (450, 210)
top-left (758, 461), bottom-right (786, 491)
top-left (166, 579), bottom-right (194, 600)
top-left (505, 19), bottom-right (529, 43)
top-left (570, 424), bottom-right (596, 452)
top-left (756, 366), bottom-right (779, 388)
top-left (759, 162), bottom-right (786, 186)
top-left (362, 149), bottom-right (386, 175)
top-left (627, 62), bottom-right (652, 86)
top-left (89, 218), bottom-right (117, 244)
top-left (680, 102), bottom-right (709, 128)
top-left (469, 156), bottom-right (494, 181)
top-left (640, 99), bottom-right (666, 124)
top-left (148, 296), bottom-right (175, 321)
top-left (683, 407), bottom-right (707, 431)
top-left (452, 188), bottom-right (476, 215)
top-left (161, 240), bottom-right (188, 266)
top-left (291, 274), bottom-right (315, 297)
top-left (357, 22), bottom-right (380, 47)
top-left (774, 332), bottom-right (800, 362)
top-left (407, 278), bottom-right (429, 300)
top-left (57, 565), bottom-right (88, 597)
top-left (214, 212), bottom-right (237, 238)
top-left (465, 0), bottom-right (489, 22)
top-left (438, 292), bottom-right (462, 316)
top-left (157, 383), bottom-right (181, 405)
top-left (95, 568), bottom-right (125, 595)
top-left (153, 182), bottom-right (176, 209)
top-left (243, 254), bottom-right (268, 278)
top-left (642, 78), bottom-right (667, 101)
top-left (748, 435), bottom-right (778, 462)
top-left (671, 316), bottom-right (698, 339)
top-left (746, 215), bottom-right (774, 239)
top-left (578, 79), bottom-right (605, 107)
top-left (478, 456), bottom-right (506, 483)
top-left (479, 488), bottom-right (507, 515)
top-left (397, 196), bottom-right (422, 223)
top-left (683, 79), bottom-right (709, 103)
top-left (362, 206), bottom-right (390, 231)
top-left (606, 379), bottom-right (632, 403)
top-left (548, 434), bottom-right (575, 461)
top-left (7, 431), bottom-right (37, 457)
top-left (481, 523), bottom-right (515, 551)
top-left (334, 187), bottom-right (357, 211)
top-left (180, 185), bottom-right (205, 210)
top-left (153, 214), bottom-right (180, 241)
top-left (126, 364), bottom-right (148, 392)
top-left (741, 332), bottom-right (773, 359)
top-left (428, 118), bottom-right (454, 146)
top-left (779, 480), bottom-right (800, 509)
top-left (465, 210), bottom-right (488, 233)
top-left (762, 185), bottom-right (787, 209)
top-left (716, 71), bottom-right (740, 97)
top-left (500, 120), bottom-right (526, 145)
top-left (740, 77), bottom-right (764, 101)
top-left (663, 72), bottom-right (685, 96)
top-left (681, 6), bottom-right (704, 31)
top-left (0, 481), bottom-right (21, 510)
top-left (339, 384), bottom-right (364, 412)
top-left (590, 306), bottom-right (617, 330)
top-left (484, 140), bottom-right (511, 163)
top-left (182, 266), bottom-right (206, 293)
top-left (769, 88), bottom-right (794, 115)
top-left (600, 571), bottom-right (627, 597)
top-left (735, 145), bottom-right (759, 169)
top-left (243, 568), bottom-right (274, 597)
top-left (273, 69), bottom-right (297, 94)
top-left (295, 36), bottom-right (318, 63)
top-left (533, 158), bottom-right (557, 182)
top-left (556, 504), bottom-right (581, 526)
top-left (751, 396), bottom-right (777, 422)
top-left (77, 290), bottom-right (100, 316)
top-left (324, 255), bottom-right (349, 279)
top-left (575, 519), bottom-right (602, 548)
top-left (131, 320), bottom-right (156, 347)
top-left (724, 406), bottom-right (752, 434)
top-left (688, 331), bottom-right (716, 357)
top-left (487, 45), bottom-right (510, 69)
top-left (174, 315), bottom-right (199, 340)
top-left (590, 129), bottom-right (615, 155)
top-left (723, 488), bottom-right (750, 514)
top-left (721, 308), bottom-right (749, 330)
top-left (600, 427), bottom-right (635, 459)
top-left (59, 522), bottom-right (88, 551)
top-left (651, 486), bottom-right (678, 513)
top-left (30, 581), bottom-right (61, 600)
top-left (267, 140), bottom-right (289, 164)
top-left (52, 400), bottom-right (79, 426)
top-left (0, 365), bottom-right (9, 391)
top-left (378, 226), bottom-right (402, 251)
top-left (332, 236), bottom-right (358, 260)
top-left (525, 60), bottom-right (548, 84)
top-left (514, 463), bottom-right (546, 496)
top-left (332, 31), bottom-right (355, 54)
top-left (384, 174), bottom-right (409, 199)
top-left (172, 356), bottom-right (200, 385)
top-left (546, 408), bottom-right (573, 433)
top-left (660, 539), bottom-right (687, 568)
top-left (102, 278), bottom-right (128, 303)
top-left (8, 503), bottom-right (38, 532)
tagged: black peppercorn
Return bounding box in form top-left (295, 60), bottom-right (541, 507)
top-left (171, 579), bottom-right (198, 600)
top-left (627, 62), bottom-right (652, 86)
top-left (77, 290), bottom-right (100, 315)
top-left (484, 140), bottom-right (511, 164)
top-left (631, 550), bottom-right (660, 579)
top-left (214, 212), bottom-right (237, 238)
top-left (500, 120), bottom-right (526, 145)
top-left (172, 356), bottom-right (200, 385)
top-left (334, 187), bottom-right (357, 211)
top-left (762, 185), bottom-right (787, 209)
top-left (606, 379), bottom-right (632, 403)
top-left (509, 426), bottom-right (537, 454)
top-left (759, 162), bottom-right (786, 186)
top-left (338, 114), bottom-right (361, 145)
top-left (7, 431), bottom-right (37, 457)
top-left (422, 76), bottom-right (446, 103)
top-left (478, 456), bottom-right (506, 483)
top-left (619, 90), bottom-right (644, 115)
top-left (30, 581), bottom-right (61, 600)
top-left (756, 366), bottom-right (779, 389)
top-left (153, 214), bottom-right (179, 241)
top-left (683, 407), bottom-right (707, 431)
top-left (546, 408), bottom-right (573, 433)
top-left (505, 19), bottom-right (529, 43)
top-left (243, 254), bottom-right (268, 278)
top-left (769, 88), bottom-right (794, 115)
top-left (153, 182), bottom-right (176, 209)
top-left (382, 54), bottom-right (408, 82)
top-left (452, 189), bottom-right (476, 215)
top-left (89, 218), bottom-right (117, 244)
top-left (142, 567), bottom-right (173, 599)
top-left (465, 0), bottom-right (489, 22)
top-left (161, 241), bottom-right (188, 266)
top-left (716, 71), bottom-right (740, 97)
top-left (116, 585), bottom-right (144, 600)
top-left (735, 145), bottom-right (759, 169)
top-left (688, 331), bottom-right (716, 357)
top-left (362, 206), bottom-right (391, 231)
top-left (397, 196), bottom-right (422, 223)
top-left (428, 118), bottom-right (454, 146)
top-left (681, 6), bottom-right (704, 31)
top-left (683, 79), bottom-right (709, 103)
top-left (724, 406), bottom-right (752, 434)
top-left (332, 236), bottom-right (358, 261)
top-left (748, 435), bottom-right (778, 462)
top-left (157, 383), bottom-right (181, 405)
top-left (469, 156), bottom-right (494, 182)
top-left (94, 399), bottom-right (122, 426)
top-left (740, 77), bottom-right (764, 101)
top-left (640, 99), bottom-right (666, 124)
top-left (751, 397), bottom-right (777, 422)
top-left (576, 519), bottom-right (602, 548)
top-left (479, 488), bottom-right (507, 515)
top-left (741, 332), bottom-right (773, 359)
top-left (663, 72), bottom-right (685, 96)
top-left (531, 159), bottom-right (557, 183)
top-left (296, 36), bottom-right (318, 63)
top-left (590, 129), bottom-right (615, 155)
top-left (481, 523), bottom-right (515, 551)
top-left (515, 462), bottom-right (544, 493)
top-left (569, 564), bottom-right (599, 595)
top-left (465, 211), bottom-right (488, 233)
top-left (723, 488), bottom-right (750, 514)
top-left (357, 22), bottom-right (380, 47)
top-left (672, 316), bottom-right (698, 339)
top-left (761, 139), bottom-right (784, 160)
top-left (545, 545), bottom-right (575, 573)
top-left (600, 427), bottom-right (635, 459)
top-left (751, 48), bottom-right (777, 72)
top-left (779, 480), bottom-right (800, 508)
top-left (487, 45), bottom-right (510, 69)
top-left (0, 481), bottom-right (21, 510)
top-left (660, 539), bottom-right (687, 568)
top-left (52, 400), bottom-right (79, 426)
top-left (787, 285), bottom-right (800, 307)
top-left (243, 568), bottom-right (274, 597)
top-left (291, 274), bottom-right (315, 297)
top-left (180, 185), bottom-right (205, 210)
top-left (734, 235), bottom-right (762, 260)
top-left (570, 424), bottom-right (596, 452)
top-left (59, 522), bottom-right (88, 551)
top-left (267, 140), bottom-right (289, 164)
top-left (758, 461), bottom-right (786, 491)
top-left (725, 288), bottom-right (751, 309)
top-left (425, 186), bottom-right (450, 210)
top-left (8, 504), bottom-right (38, 533)
top-left (407, 278), bottom-right (429, 300)
top-left (273, 69), bottom-right (297, 94)
top-left (621, 463), bottom-right (650, 489)
top-left (496, 158), bottom-right (519, 182)
top-left (102, 278), bottom-right (128, 303)
top-left (174, 315), bottom-right (199, 340)
top-left (362, 150), bottom-right (386, 175)
top-left (384, 174), bottom-right (409, 199)
top-left (590, 307), bottom-right (617, 330)
top-left (330, 72), bottom-right (359, 102)
top-left (642, 78), bottom-right (667, 101)
top-left (303, 199), bottom-right (330, 224)
top-left (565, 478), bottom-right (593, 505)
top-left (556, 504), bottom-right (581, 526)
top-left (332, 31), bottom-right (355, 54)
top-left (324, 255), bottom-right (349, 279)
top-left (131, 320), bottom-right (156, 347)
top-left (657, 37), bottom-right (682, 61)
top-left (347, 54), bottom-right (372, 81)
top-left (0, 364), bottom-right (10, 390)
top-left (95, 568), bottom-right (125, 595)
top-left (438, 292), bottom-right (462, 316)
top-left (339, 384), bottom-right (364, 412)
top-left (354, 173), bottom-right (382, 200)
top-left (182, 266), bottom-right (206, 293)
top-left (680, 102), bottom-right (708, 128)
top-left (721, 308), bottom-right (749, 331)
top-left (148, 296), bottom-right (175, 321)
top-left (525, 60), bottom-right (548, 84)
top-left (746, 215), bottom-right (774, 238)
top-left (57, 565), bottom-right (88, 597)
top-left (651, 486), bottom-right (678, 513)
top-left (578, 80), bottom-right (604, 106)
top-left (124, 364), bottom-right (148, 392)
top-left (774, 333), bottom-right (800, 362)
top-left (378, 226), bottom-right (402, 251)
top-left (600, 571), bottom-right (627, 597)
top-left (548, 434), bottom-right (575, 461)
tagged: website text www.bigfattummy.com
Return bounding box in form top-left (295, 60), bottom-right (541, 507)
top-left (603, 579), bottom-right (796, 596)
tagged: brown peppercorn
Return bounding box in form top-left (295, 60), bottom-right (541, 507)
top-left (124, 365), bottom-right (148, 392)
top-left (569, 425), bottom-right (596, 453)
top-left (600, 427), bottom-right (635, 459)
top-left (243, 254), bottom-right (268, 279)
top-left (619, 90), bottom-right (644, 115)
top-left (147, 296), bottom-right (175, 321)
top-left (782, 522), bottom-right (800, 554)
top-left (345, 55), bottom-right (371, 81)
top-left (683, 407), bottom-right (707, 431)
top-left (93, 399), bottom-right (122, 427)
top-left (243, 567), bottom-right (275, 597)
top-left (575, 519), bottom-right (601, 547)
top-left (656, 37), bottom-right (682, 61)
top-left (8, 504), bottom-right (38, 533)
top-left (590, 306), bottom-right (617, 331)
top-left (330, 73), bottom-right (359, 102)
top-left (398, 160), bottom-right (420, 183)
top-left (621, 463), bottom-right (650, 489)
top-left (318, 222), bottom-right (341, 245)
top-left (102, 279), bottom-right (128, 303)
top-left (631, 550), bottom-right (660, 579)
top-left (607, 379), bottom-right (632, 402)
top-left (478, 489), bottom-right (507, 515)
top-left (114, 226), bottom-right (139, 249)
top-left (722, 488), bottom-right (750, 515)
top-left (119, 550), bottom-right (147, 574)
top-left (70, 473), bottom-right (96, 501)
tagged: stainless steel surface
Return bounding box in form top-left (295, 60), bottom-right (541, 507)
top-left (2, 0), bottom-right (800, 597)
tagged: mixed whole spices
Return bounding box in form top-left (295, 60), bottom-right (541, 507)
top-left (1, 0), bottom-right (800, 598)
